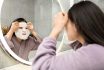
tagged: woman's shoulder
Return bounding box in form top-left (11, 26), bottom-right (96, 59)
top-left (80, 44), bottom-right (104, 50)
top-left (77, 44), bottom-right (104, 55)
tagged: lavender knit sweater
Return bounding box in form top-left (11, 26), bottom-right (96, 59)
top-left (32, 37), bottom-right (104, 70)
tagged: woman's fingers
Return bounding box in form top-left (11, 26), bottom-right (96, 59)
top-left (13, 21), bottom-right (19, 26)
top-left (53, 12), bottom-right (68, 30)
top-left (10, 22), bottom-right (19, 32)
top-left (50, 12), bottom-right (68, 39)
top-left (27, 22), bottom-right (32, 25)
top-left (27, 22), bottom-right (34, 32)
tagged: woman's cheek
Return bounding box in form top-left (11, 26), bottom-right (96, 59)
top-left (66, 23), bottom-right (77, 41)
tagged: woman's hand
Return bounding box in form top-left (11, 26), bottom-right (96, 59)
top-left (10, 22), bottom-right (19, 32)
top-left (6, 22), bottom-right (19, 40)
top-left (27, 22), bottom-right (37, 36)
top-left (27, 22), bottom-right (34, 32)
top-left (27, 22), bottom-right (42, 42)
top-left (49, 12), bottom-right (68, 40)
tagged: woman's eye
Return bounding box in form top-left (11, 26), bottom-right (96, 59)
top-left (26, 28), bottom-right (28, 29)
top-left (19, 27), bottom-right (23, 29)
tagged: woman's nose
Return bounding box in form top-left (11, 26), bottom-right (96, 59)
top-left (22, 28), bottom-right (27, 32)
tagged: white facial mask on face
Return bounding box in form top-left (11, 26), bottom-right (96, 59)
top-left (15, 22), bottom-right (30, 40)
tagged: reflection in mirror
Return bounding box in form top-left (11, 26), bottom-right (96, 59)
top-left (0, 0), bottom-right (52, 66)
top-left (2, 18), bottom-right (42, 61)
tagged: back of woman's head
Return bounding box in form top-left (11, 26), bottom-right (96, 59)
top-left (68, 1), bottom-right (104, 46)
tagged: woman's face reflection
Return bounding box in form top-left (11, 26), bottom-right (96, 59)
top-left (15, 22), bottom-right (30, 40)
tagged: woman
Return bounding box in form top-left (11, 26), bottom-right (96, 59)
top-left (32, 1), bottom-right (104, 70)
top-left (5, 18), bottom-right (42, 60)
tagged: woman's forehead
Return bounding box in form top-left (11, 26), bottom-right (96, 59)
top-left (19, 22), bottom-right (27, 27)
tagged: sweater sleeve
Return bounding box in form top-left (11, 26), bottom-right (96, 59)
top-left (32, 37), bottom-right (78, 70)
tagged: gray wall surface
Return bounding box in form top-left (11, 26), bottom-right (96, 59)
top-left (1, 0), bottom-right (34, 26)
